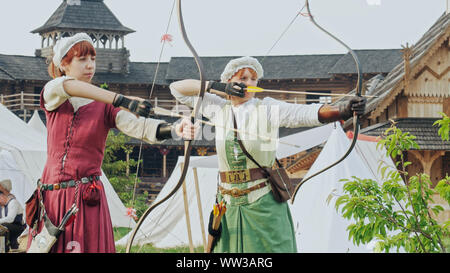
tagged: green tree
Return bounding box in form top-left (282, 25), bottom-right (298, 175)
top-left (100, 82), bottom-right (149, 219)
top-left (102, 130), bottom-right (149, 219)
top-left (333, 116), bottom-right (450, 253)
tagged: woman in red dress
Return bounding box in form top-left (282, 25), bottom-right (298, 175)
top-left (27, 33), bottom-right (195, 253)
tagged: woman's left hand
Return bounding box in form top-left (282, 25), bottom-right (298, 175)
top-left (175, 118), bottom-right (200, 140)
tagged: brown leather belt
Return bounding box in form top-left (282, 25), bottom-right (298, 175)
top-left (219, 168), bottom-right (268, 184)
top-left (219, 182), bottom-right (268, 198)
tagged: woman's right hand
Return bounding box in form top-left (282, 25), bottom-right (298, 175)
top-left (175, 118), bottom-right (200, 140)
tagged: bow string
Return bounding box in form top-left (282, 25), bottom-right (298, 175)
top-left (125, 0), bottom-right (206, 252)
top-left (290, 0), bottom-right (364, 203)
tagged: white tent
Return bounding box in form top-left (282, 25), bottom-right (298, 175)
top-left (117, 123), bottom-right (398, 252)
top-left (27, 110), bottom-right (47, 135)
top-left (116, 156), bottom-right (218, 248)
top-left (0, 150), bottom-right (35, 207)
top-left (0, 103), bottom-right (135, 228)
top-left (289, 126), bottom-right (397, 253)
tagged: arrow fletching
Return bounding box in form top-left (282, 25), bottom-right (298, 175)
top-left (245, 86), bottom-right (264, 93)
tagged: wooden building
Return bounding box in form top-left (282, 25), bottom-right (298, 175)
top-left (0, 1), bottom-right (448, 207)
top-left (285, 12), bottom-right (449, 222)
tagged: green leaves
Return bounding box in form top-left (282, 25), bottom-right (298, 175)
top-left (433, 112), bottom-right (450, 141)
top-left (332, 119), bottom-right (450, 253)
top-left (435, 175), bottom-right (450, 204)
top-left (103, 130), bottom-right (148, 218)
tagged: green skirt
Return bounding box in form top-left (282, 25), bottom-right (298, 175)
top-left (213, 192), bottom-right (297, 253)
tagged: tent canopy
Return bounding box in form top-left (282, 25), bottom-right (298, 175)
top-left (27, 110), bottom-right (47, 135)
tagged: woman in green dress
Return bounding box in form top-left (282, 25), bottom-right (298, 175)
top-left (169, 56), bottom-right (366, 253)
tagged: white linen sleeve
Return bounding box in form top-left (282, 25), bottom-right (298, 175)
top-left (115, 110), bottom-right (165, 144)
top-left (0, 200), bottom-right (20, 225)
top-left (43, 76), bottom-right (75, 111)
top-left (169, 85), bottom-right (227, 123)
top-left (261, 97), bottom-right (323, 128)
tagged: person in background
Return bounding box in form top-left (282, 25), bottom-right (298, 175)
top-left (0, 179), bottom-right (25, 251)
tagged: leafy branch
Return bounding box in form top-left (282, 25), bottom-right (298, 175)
top-left (333, 117), bottom-right (449, 253)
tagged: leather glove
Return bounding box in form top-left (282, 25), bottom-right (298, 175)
top-left (207, 81), bottom-right (246, 98)
top-left (155, 123), bottom-right (174, 141)
top-left (339, 96), bottom-right (367, 120)
top-left (113, 94), bottom-right (153, 118)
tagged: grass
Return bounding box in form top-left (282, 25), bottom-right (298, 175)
top-left (113, 227), bottom-right (205, 253)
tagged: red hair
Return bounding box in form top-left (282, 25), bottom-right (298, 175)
top-left (229, 67), bottom-right (258, 82)
top-left (48, 41), bottom-right (97, 78)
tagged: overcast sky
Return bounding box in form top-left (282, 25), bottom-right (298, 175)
top-left (0, 0), bottom-right (447, 62)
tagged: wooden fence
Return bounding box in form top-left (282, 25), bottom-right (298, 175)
top-left (1, 91), bottom-right (333, 122)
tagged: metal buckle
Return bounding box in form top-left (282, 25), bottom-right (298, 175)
top-left (225, 169), bottom-right (251, 183)
top-left (230, 188), bottom-right (242, 198)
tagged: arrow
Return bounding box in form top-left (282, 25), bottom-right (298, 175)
top-left (245, 86), bottom-right (377, 98)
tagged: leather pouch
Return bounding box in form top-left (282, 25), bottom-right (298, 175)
top-left (82, 181), bottom-right (102, 206)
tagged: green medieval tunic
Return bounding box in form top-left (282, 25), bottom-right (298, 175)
top-left (171, 89), bottom-right (322, 253)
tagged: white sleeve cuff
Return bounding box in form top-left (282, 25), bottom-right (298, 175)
top-left (115, 110), bottom-right (165, 144)
top-left (43, 76), bottom-right (75, 111)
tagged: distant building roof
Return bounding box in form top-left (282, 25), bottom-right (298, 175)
top-left (94, 62), bottom-right (169, 86)
top-left (0, 54), bottom-right (169, 86)
top-left (361, 118), bottom-right (450, 150)
top-left (165, 55), bottom-right (347, 81)
top-left (328, 49), bottom-right (403, 74)
top-left (31, 0), bottom-right (134, 34)
top-left (0, 68), bottom-right (15, 81)
top-left (164, 51), bottom-right (402, 82)
top-left (0, 50), bottom-right (404, 85)
top-left (0, 54), bottom-right (50, 81)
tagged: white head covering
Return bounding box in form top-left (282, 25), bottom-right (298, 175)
top-left (0, 179), bottom-right (12, 192)
top-left (52, 33), bottom-right (95, 67)
top-left (220, 56), bottom-right (264, 83)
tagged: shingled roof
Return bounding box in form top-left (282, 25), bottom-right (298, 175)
top-left (0, 50), bottom-right (404, 85)
top-left (164, 50), bottom-right (402, 81)
top-left (94, 62), bottom-right (169, 86)
top-left (0, 54), bottom-right (50, 81)
top-left (31, 0), bottom-right (134, 34)
top-left (0, 53), bottom-right (170, 86)
top-left (361, 118), bottom-right (450, 150)
top-left (328, 49), bottom-right (403, 74)
top-left (0, 67), bottom-right (15, 81)
top-left (364, 12), bottom-right (450, 117)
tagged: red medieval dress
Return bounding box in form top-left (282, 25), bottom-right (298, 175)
top-left (27, 91), bottom-right (120, 253)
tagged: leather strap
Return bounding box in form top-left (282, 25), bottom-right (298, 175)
top-left (219, 168), bottom-right (268, 183)
top-left (231, 111), bottom-right (282, 173)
